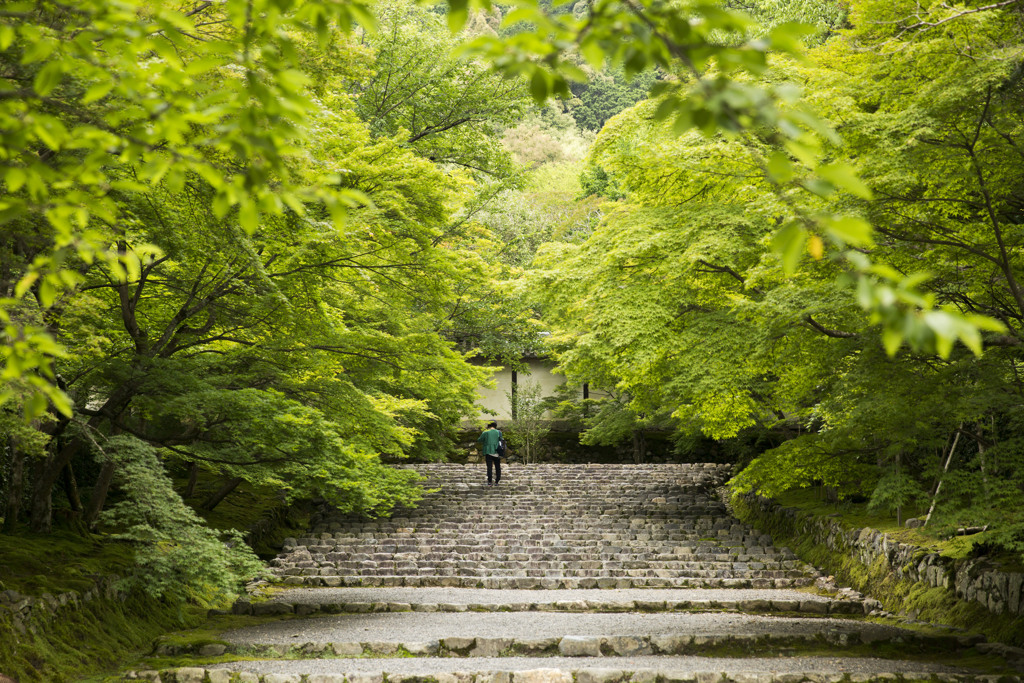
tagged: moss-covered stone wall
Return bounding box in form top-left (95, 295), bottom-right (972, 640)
top-left (734, 492), bottom-right (1024, 647)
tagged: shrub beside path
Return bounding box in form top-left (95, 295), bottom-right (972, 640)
top-left (124, 464), bottom-right (1023, 682)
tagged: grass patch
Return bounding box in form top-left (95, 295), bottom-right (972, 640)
top-left (152, 612), bottom-right (307, 648)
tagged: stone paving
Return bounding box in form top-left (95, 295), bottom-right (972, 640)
top-left (122, 463), bottom-right (1022, 683)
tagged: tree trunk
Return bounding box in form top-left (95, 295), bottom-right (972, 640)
top-left (200, 476), bottom-right (243, 511)
top-left (62, 463), bottom-right (82, 512)
top-left (977, 421), bottom-right (989, 493)
top-left (632, 430), bottom-right (646, 464)
top-left (924, 426), bottom-right (962, 528)
top-left (29, 454), bottom-right (56, 533)
top-left (84, 460), bottom-right (116, 530)
top-left (3, 437), bottom-right (25, 533)
top-left (184, 462), bottom-right (200, 498)
top-left (28, 381), bottom-right (137, 532)
top-left (29, 440), bottom-right (79, 533)
top-left (895, 452), bottom-right (901, 527)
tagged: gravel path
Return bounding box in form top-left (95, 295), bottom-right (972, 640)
top-left (217, 654), bottom-right (970, 677)
top-left (262, 587), bottom-right (831, 605)
top-left (221, 612), bottom-right (908, 645)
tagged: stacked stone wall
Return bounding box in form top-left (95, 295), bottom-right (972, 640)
top-left (740, 493), bottom-right (1024, 617)
top-left (0, 576), bottom-right (126, 637)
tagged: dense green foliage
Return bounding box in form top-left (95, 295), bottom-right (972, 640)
top-left (0, 0), bottom-right (529, 601)
top-left (529, 0), bottom-right (1024, 557)
top-left (567, 67), bottom-right (659, 132)
top-left (4, 0), bottom-right (1024, 643)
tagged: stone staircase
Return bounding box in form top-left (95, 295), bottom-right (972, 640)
top-left (268, 464), bottom-right (811, 590)
top-left (122, 463), bottom-right (1024, 682)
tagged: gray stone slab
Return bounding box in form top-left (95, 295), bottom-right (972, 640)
top-left (261, 587), bottom-right (832, 607)
top-left (208, 654), bottom-right (982, 679)
top-left (219, 611), bottom-right (914, 646)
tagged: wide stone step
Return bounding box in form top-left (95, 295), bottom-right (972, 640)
top-left (311, 557), bottom-right (799, 566)
top-left (295, 539), bottom-right (778, 550)
top-left (305, 528), bottom-right (765, 537)
top-left (288, 545), bottom-right (792, 554)
top-left (302, 561), bottom-right (798, 572)
top-left (190, 611), bottom-right (983, 658)
top-left (296, 539), bottom-right (777, 549)
top-left (291, 548), bottom-right (795, 559)
top-left (280, 565), bottom-right (806, 577)
top-left (156, 630), bottom-right (981, 660)
top-left (232, 586), bottom-right (864, 617)
top-left (303, 532), bottom-right (770, 540)
top-left (280, 551), bottom-right (797, 562)
top-left (293, 540), bottom-right (780, 551)
top-left (128, 657), bottom-right (1012, 683)
top-left (282, 575), bottom-right (817, 589)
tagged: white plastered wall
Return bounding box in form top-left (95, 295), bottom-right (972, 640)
top-left (472, 359), bottom-right (578, 422)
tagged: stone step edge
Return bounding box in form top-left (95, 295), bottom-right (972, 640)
top-left (274, 577), bottom-right (817, 589)
top-left (277, 573), bottom-right (812, 582)
top-left (229, 597), bottom-right (872, 618)
top-left (122, 666), bottom-right (1019, 683)
top-left (155, 630), bottom-right (986, 659)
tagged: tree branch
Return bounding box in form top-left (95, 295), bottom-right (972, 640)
top-left (804, 315), bottom-right (858, 339)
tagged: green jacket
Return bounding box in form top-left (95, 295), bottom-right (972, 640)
top-left (477, 428), bottom-right (502, 456)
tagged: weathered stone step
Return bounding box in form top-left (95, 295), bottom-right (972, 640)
top-left (233, 597), bottom-right (864, 618)
top-left (128, 656), bottom-right (1011, 683)
top-left (285, 547), bottom-right (795, 557)
top-left (294, 540), bottom-right (783, 553)
top-left (293, 558), bottom-right (798, 568)
top-left (296, 541), bottom-right (783, 553)
top-left (237, 586), bottom-right (845, 610)
top-left (302, 561), bottom-right (800, 573)
top-left (290, 548), bottom-right (795, 560)
top-left (311, 525), bottom-right (759, 535)
top-left (156, 626), bottom-right (983, 659)
top-left (283, 575), bottom-right (816, 589)
top-left (384, 500), bottom-right (728, 509)
top-left (283, 569), bottom-right (808, 581)
top-left (302, 534), bottom-right (774, 545)
top-left (280, 557), bottom-right (802, 569)
top-left (232, 586), bottom-right (866, 617)
top-left (212, 611), bottom-right (967, 651)
top-left (283, 540), bottom-right (790, 555)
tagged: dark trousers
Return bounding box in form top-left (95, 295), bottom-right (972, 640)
top-left (485, 455), bottom-right (501, 483)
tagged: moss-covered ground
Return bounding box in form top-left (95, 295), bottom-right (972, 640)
top-left (0, 479), bottom-right (310, 681)
top-left (0, 588), bottom-right (205, 683)
top-left (0, 530), bottom-right (136, 597)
